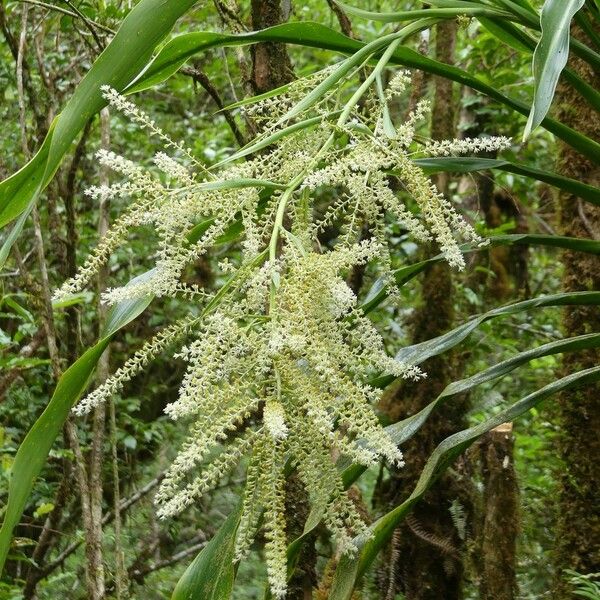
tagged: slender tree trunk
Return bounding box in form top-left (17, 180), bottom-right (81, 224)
top-left (248, 3), bottom-right (316, 598)
top-left (456, 88), bottom-right (522, 600)
top-left (250, 0), bottom-right (294, 94)
top-left (552, 23), bottom-right (600, 599)
top-left (479, 423), bottom-right (519, 600)
top-left (376, 21), bottom-right (468, 600)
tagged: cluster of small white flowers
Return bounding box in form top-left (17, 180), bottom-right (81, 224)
top-left (384, 70), bottom-right (412, 100)
top-left (153, 151), bottom-right (195, 184)
top-left (62, 70), bottom-right (511, 599)
top-left (423, 135), bottom-right (512, 156)
top-left (101, 85), bottom-right (198, 164)
top-left (264, 402), bottom-right (289, 440)
top-left (242, 64), bottom-right (337, 126)
top-left (74, 317), bottom-right (197, 415)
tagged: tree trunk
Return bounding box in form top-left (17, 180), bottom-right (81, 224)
top-left (480, 423), bottom-right (519, 600)
top-left (375, 20), bottom-right (469, 600)
top-left (552, 23), bottom-right (600, 599)
top-left (250, 0), bottom-right (294, 94)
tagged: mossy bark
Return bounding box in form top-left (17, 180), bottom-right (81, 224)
top-left (552, 24), bottom-right (600, 599)
top-left (248, 5), bottom-right (314, 597)
top-left (479, 424), bottom-right (519, 600)
top-left (285, 474), bottom-right (317, 600)
top-left (458, 90), bottom-right (529, 300)
top-left (250, 0), bottom-right (294, 94)
top-left (376, 21), bottom-right (469, 600)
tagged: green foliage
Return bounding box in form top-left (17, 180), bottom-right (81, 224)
top-left (172, 505), bottom-right (241, 600)
top-left (565, 570), bottom-right (600, 600)
top-left (524, 0), bottom-right (586, 139)
top-left (0, 273), bottom-right (152, 572)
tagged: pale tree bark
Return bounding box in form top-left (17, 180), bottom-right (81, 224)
top-left (97, 105), bottom-right (128, 599)
top-left (11, 9), bottom-right (105, 598)
top-left (552, 22), bottom-right (600, 599)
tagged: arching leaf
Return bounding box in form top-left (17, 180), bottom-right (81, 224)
top-left (329, 365), bottom-right (600, 599)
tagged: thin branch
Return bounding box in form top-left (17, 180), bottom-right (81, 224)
top-left (15, 0), bottom-right (115, 34)
top-left (0, 1), bottom-right (45, 132)
top-left (128, 538), bottom-right (208, 584)
top-left (0, 328), bottom-right (45, 398)
top-left (577, 198), bottom-right (600, 240)
top-left (326, 0), bottom-right (354, 38)
top-left (17, 5), bottom-right (30, 157)
top-left (23, 465), bottom-right (74, 598)
top-left (181, 66), bottom-right (247, 147)
top-left (61, 0), bottom-right (105, 50)
top-left (41, 473), bottom-right (165, 577)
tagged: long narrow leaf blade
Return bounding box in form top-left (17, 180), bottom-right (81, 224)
top-left (412, 157), bottom-right (600, 206)
top-left (171, 505), bottom-right (241, 600)
top-left (394, 291), bottom-right (600, 366)
top-left (524, 0), bottom-right (586, 139)
top-left (0, 0), bottom-right (196, 229)
top-left (126, 23), bottom-right (600, 161)
top-left (3, 18), bottom-right (599, 248)
top-left (329, 366), bottom-right (600, 599)
top-left (360, 241), bottom-right (600, 316)
top-left (0, 274), bottom-right (154, 572)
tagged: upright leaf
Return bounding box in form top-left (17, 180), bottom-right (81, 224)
top-left (524, 0), bottom-right (586, 139)
top-left (171, 505), bottom-right (241, 600)
top-left (0, 0), bottom-right (197, 229)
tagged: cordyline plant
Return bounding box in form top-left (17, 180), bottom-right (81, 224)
top-left (51, 65), bottom-right (509, 597)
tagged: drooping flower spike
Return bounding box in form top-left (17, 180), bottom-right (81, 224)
top-left (57, 67), bottom-right (510, 597)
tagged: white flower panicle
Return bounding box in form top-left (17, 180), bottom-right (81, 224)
top-left (423, 135), bottom-right (512, 156)
top-left (62, 72), bottom-right (510, 598)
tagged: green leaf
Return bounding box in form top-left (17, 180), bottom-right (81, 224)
top-left (0, 0), bottom-right (197, 229)
top-left (360, 240), bottom-right (600, 316)
top-left (390, 332), bottom-right (600, 446)
top-left (393, 291), bottom-right (600, 368)
top-left (0, 202), bottom-right (33, 269)
top-left (524, 0), bottom-right (586, 140)
top-left (477, 17), bottom-right (600, 111)
top-left (33, 503), bottom-right (55, 519)
top-left (0, 248), bottom-right (267, 575)
top-left (0, 272), bottom-right (153, 573)
top-left (333, 2), bottom-right (511, 22)
top-left (479, 16), bottom-right (534, 53)
top-left (412, 157), bottom-right (600, 206)
top-left (129, 23), bottom-right (600, 161)
top-left (341, 331), bottom-right (600, 486)
top-left (3, 18), bottom-right (599, 249)
top-left (171, 505), bottom-right (241, 600)
top-left (329, 365), bottom-right (600, 599)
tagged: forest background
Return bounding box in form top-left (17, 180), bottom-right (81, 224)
top-left (0, 0), bottom-right (598, 599)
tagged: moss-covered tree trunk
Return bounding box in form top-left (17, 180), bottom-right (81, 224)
top-left (376, 21), bottom-right (469, 600)
top-left (249, 4), bottom-right (317, 598)
top-left (552, 23), bottom-right (600, 599)
top-left (250, 0), bottom-right (294, 94)
top-left (479, 423), bottom-right (519, 600)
